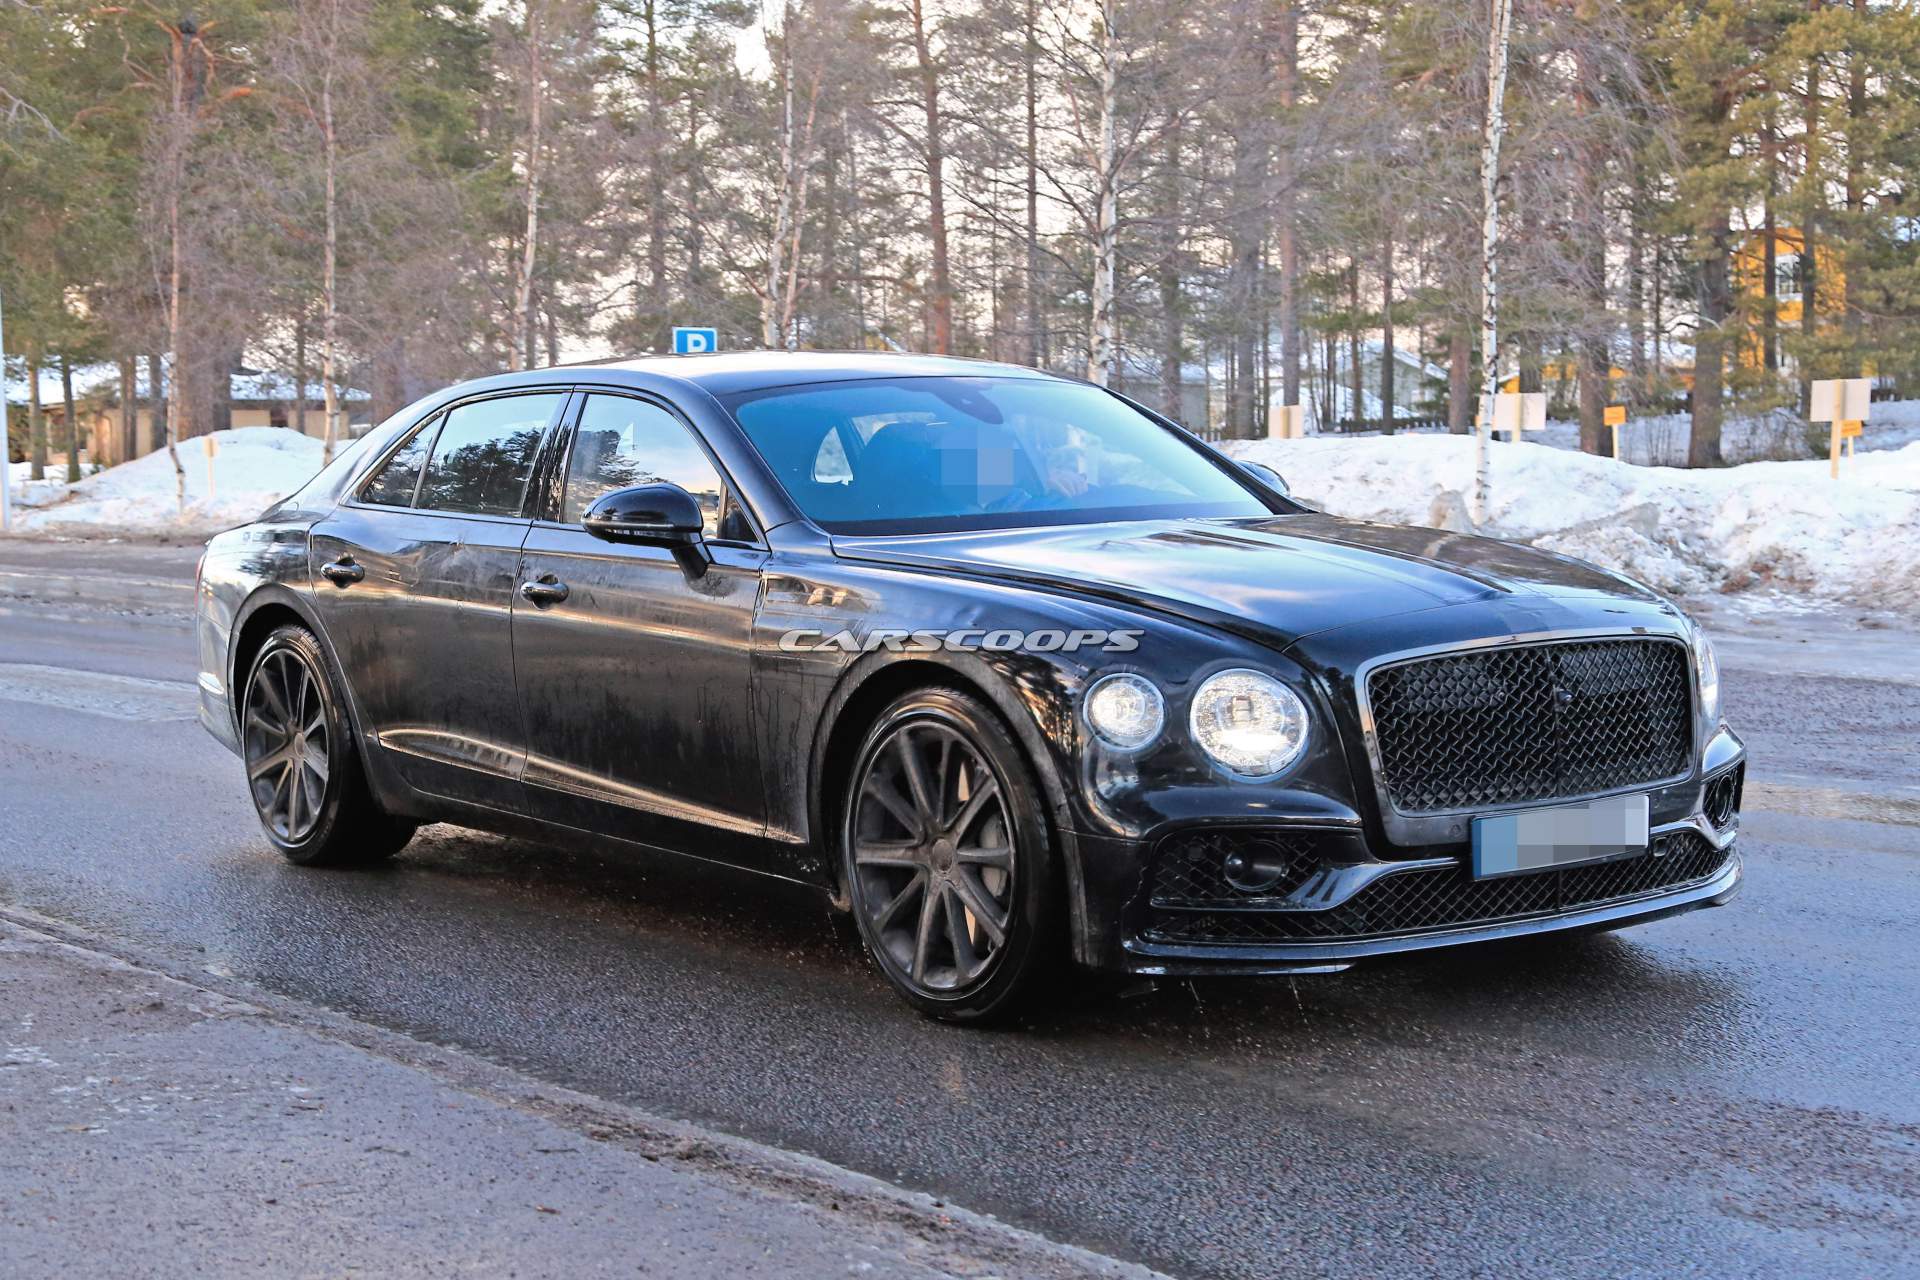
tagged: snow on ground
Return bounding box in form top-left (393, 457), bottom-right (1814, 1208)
top-left (1227, 432), bottom-right (1920, 612)
top-left (5, 428), bottom-right (331, 537)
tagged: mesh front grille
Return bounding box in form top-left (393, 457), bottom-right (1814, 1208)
top-left (1146, 829), bottom-right (1730, 945)
top-left (1367, 638), bottom-right (1693, 813)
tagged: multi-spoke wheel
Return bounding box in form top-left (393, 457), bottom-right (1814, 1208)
top-left (241, 624), bottom-right (416, 867)
top-left (244, 646), bottom-right (330, 843)
top-left (843, 686), bottom-right (1057, 1022)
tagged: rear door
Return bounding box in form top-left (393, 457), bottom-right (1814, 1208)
top-left (308, 389), bottom-right (569, 810)
top-left (511, 390), bottom-right (769, 856)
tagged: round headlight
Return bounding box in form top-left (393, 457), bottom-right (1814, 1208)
top-left (1085, 673), bottom-right (1165, 750)
top-left (1189, 669), bottom-right (1310, 779)
top-left (1691, 626), bottom-right (1720, 725)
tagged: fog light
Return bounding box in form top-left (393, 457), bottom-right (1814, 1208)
top-left (1222, 849), bottom-right (1285, 893)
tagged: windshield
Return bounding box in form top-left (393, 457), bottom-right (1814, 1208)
top-left (725, 376), bottom-right (1270, 534)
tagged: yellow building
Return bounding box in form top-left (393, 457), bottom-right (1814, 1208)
top-left (1733, 226), bottom-right (1843, 369)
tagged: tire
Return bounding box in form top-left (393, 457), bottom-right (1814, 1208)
top-left (841, 686), bottom-right (1059, 1024)
top-left (240, 624), bottom-right (416, 868)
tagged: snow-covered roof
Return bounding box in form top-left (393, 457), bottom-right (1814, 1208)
top-left (3, 359), bottom-right (367, 407)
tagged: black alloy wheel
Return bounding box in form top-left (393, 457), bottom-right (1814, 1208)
top-left (244, 644), bottom-right (331, 844)
top-left (242, 624), bottom-right (416, 867)
top-left (843, 686), bottom-right (1056, 1022)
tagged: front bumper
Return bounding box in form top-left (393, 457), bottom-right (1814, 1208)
top-left (1075, 749), bottom-right (1747, 976)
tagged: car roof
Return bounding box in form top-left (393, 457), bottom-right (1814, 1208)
top-left (568, 350), bottom-right (1062, 397)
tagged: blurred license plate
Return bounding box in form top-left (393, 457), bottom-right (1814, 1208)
top-left (1471, 794), bottom-right (1650, 880)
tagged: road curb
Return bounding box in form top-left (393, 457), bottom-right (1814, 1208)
top-left (0, 902), bottom-right (1167, 1280)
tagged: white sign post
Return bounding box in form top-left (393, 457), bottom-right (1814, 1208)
top-left (1809, 377), bottom-right (1870, 479)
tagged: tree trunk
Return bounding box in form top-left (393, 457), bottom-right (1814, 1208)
top-left (909, 0), bottom-right (951, 353)
top-left (28, 354), bottom-right (45, 481)
top-left (1473, 0), bottom-right (1514, 523)
top-left (1574, 35), bottom-right (1610, 455)
top-left (164, 32), bottom-right (189, 510)
top-left (1628, 165), bottom-right (1648, 387)
top-left (1379, 234), bottom-right (1396, 435)
top-left (148, 354), bottom-right (165, 458)
top-left (763, 16), bottom-right (796, 348)
top-left (1024, 0), bottom-right (1042, 366)
top-left (1690, 188), bottom-right (1732, 468)
top-left (844, 111), bottom-right (867, 344)
top-left (293, 312), bottom-right (308, 437)
top-left (763, 11), bottom-right (821, 351)
top-left (1844, 0), bottom-right (1865, 336)
top-left (1762, 109), bottom-right (1779, 372)
top-left (1227, 234), bottom-right (1259, 436)
top-left (1086, 0), bottom-right (1120, 386)
top-left (1448, 328), bottom-right (1471, 434)
top-left (1157, 125), bottom-right (1184, 419)
top-left (1650, 239), bottom-right (1664, 394)
top-left (321, 8), bottom-right (341, 463)
top-left (510, 0), bottom-right (545, 371)
top-left (1276, 0), bottom-right (1300, 408)
top-left (61, 355), bottom-right (79, 481)
top-left (644, 0), bottom-right (668, 350)
top-left (1801, 39), bottom-right (1820, 412)
top-left (1347, 260), bottom-right (1363, 431)
top-left (119, 356), bottom-right (138, 464)
top-left (1578, 349), bottom-right (1609, 455)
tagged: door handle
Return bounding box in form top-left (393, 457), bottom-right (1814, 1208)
top-left (519, 574), bottom-right (569, 607)
top-left (320, 557), bottom-right (365, 587)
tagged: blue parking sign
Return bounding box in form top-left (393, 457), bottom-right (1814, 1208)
top-left (672, 327), bottom-right (718, 354)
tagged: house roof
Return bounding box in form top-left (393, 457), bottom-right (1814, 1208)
top-left (3, 359), bottom-right (369, 407)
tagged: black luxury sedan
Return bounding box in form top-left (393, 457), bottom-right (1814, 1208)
top-left (195, 352), bottom-right (1745, 1021)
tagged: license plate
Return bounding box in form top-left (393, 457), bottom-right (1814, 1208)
top-left (1471, 793), bottom-right (1650, 880)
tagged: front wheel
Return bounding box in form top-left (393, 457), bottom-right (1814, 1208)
top-left (841, 686), bottom-right (1058, 1024)
top-left (241, 624), bottom-right (415, 867)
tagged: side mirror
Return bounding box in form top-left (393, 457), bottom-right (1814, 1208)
top-left (1238, 460), bottom-right (1290, 496)
top-left (582, 483), bottom-right (715, 578)
top-left (582, 483), bottom-right (706, 546)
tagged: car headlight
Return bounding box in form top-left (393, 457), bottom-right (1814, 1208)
top-left (1189, 669), bottom-right (1310, 779)
top-left (1085, 673), bottom-right (1165, 750)
top-left (1691, 626), bottom-right (1720, 725)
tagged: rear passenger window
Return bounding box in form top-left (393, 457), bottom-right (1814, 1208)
top-left (562, 395), bottom-right (726, 535)
top-left (416, 393), bottom-right (564, 517)
top-left (359, 417), bottom-right (436, 506)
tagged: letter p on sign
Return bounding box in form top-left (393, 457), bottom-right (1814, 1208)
top-left (672, 327), bottom-right (717, 355)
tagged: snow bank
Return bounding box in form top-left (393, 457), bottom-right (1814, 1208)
top-left (1226, 433), bottom-right (1920, 610)
top-left (1529, 399), bottom-right (1920, 464)
top-left (6, 428), bottom-right (328, 537)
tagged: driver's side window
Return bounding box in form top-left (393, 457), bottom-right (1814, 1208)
top-left (561, 395), bottom-right (726, 536)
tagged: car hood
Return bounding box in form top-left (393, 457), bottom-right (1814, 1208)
top-left (830, 513), bottom-right (1662, 650)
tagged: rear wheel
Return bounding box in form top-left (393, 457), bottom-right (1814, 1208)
top-left (841, 686), bottom-right (1057, 1023)
top-left (241, 624), bottom-right (415, 867)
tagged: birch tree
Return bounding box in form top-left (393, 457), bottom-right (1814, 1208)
top-left (266, 0), bottom-right (375, 464)
top-left (1472, 0), bottom-right (1513, 523)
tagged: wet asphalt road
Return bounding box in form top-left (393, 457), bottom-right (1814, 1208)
top-left (2, 553), bottom-right (1918, 1280)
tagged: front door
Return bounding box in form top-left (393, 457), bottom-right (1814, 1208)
top-left (512, 391), bottom-right (768, 857)
top-left (308, 389), bottom-right (568, 809)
